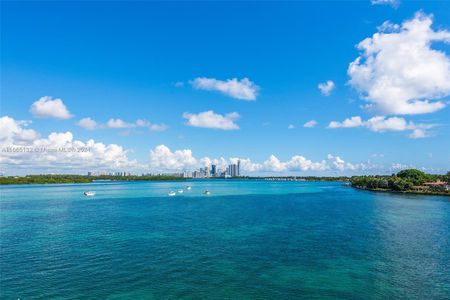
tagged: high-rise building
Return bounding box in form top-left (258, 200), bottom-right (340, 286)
top-left (237, 160), bottom-right (240, 176)
top-left (228, 164), bottom-right (239, 177)
top-left (211, 164), bottom-right (216, 177)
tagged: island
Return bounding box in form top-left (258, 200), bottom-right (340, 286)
top-left (350, 169), bottom-right (450, 196)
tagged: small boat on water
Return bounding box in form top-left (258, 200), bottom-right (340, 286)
top-left (84, 191), bottom-right (96, 196)
top-left (203, 190), bottom-right (211, 195)
top-left (186, 186), bottom-right (192, 191)
top-left (177, 189), bottom-right (184, 194)
top-left (168, 191), bottom-right (176, 197)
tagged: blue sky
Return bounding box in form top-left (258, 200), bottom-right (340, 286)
top-left (1, 1), bottom-right (449, 175)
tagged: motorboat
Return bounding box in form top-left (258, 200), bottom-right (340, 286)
top-left (186, 186), bottom-right (192, 191)
top-left (177, 189), bottom-right (184, 194)
top-left (84, 191), bottom-right (96, 196)
top-left (168, 191), bottom-right (176, 197)
top-left (203, 190), bottom-right (211, 195)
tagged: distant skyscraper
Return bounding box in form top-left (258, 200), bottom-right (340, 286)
top-left (211, 164), bottom-right (216, 176)
top-left (237, 160), bottom-right (240, 176)
top-left (228, 163), bottom-right (239, 177)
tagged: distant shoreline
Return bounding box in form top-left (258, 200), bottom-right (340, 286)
top-left (0, 175), bottom-right (350, 185)
top-left (351, 185), bottom-right (450, 197)
top-left (0, 175), bottom-right (185, 185)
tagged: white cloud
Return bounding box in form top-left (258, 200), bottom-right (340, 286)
top-left (190, 77), bottom-right (259, 100)
top-left (286, 155), bottom-right (328, 172)
top-left (264, 155), bottom-right (287, 172)
top-left (77, 117), bottom-right (97, 130)
top-left (327, 154), bottom-right (366, 171)
top-left (30, 96), bottom-right (73, 119)
top-left (252, 154), bottom-right (343, 173)
top-left (148, 145), bottom-right (197, 170)
top-left (328, 116), bottom-right (363, 128)
top-left (146, 144), bottom-right (371, 174)
top-left (318, 80), bottom-right (335, 96)
top-left (135, 119), bottom-right (149, 127)
top-left (371, 0), bottom-right (399, 8)
top-left (0, 116), bottom-right (140, 172)
top-left (230, 157), bottom-right (262, 172)
top-left (348, 12), bottom-right (450, 115)
top-left (408, 129), bottom-right (429, 139)
top-left (148, 123), bottom-right (168, 132)
top-left (106, 118), bottom-right (135, 129)
top-left (0, 116), bottom-right (39, 145)
top-left (303, 120), bottom-right (318, 128)
top-left (288, 124), bottom-right (295, 129)
top-left (136, 119), bottom-right (168, 132)
top-left (365, 116), bottom-right (409, 132)
top-left (183, 111), bottom-right (240, 130)
top-left (73, 118), bottom-right (167, 132)
top-left (328, 115), bottom-right (435, 138)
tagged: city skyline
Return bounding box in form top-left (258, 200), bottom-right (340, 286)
top-left (1, 1), bottom-right (449, 176)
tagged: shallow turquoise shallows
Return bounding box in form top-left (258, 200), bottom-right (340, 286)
top-left (1, 180), bottom-right (449, 299)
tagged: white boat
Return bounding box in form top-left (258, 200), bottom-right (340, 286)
top-left (186, 186), bottom-right (192, 191)
top-left (168, 191), bottom-right (176, 197)
top-left (177, 189), bottom-right (183, 194)
top-left (84, 191), bottom-right (96, 196)
top-left (203, 190), bottom-right (211, 195)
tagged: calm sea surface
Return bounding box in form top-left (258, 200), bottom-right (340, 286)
top-left (1, 180), bottom-right (449, 299)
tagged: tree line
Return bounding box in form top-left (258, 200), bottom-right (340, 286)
top-left (350, 169), bottom-right (449, 195)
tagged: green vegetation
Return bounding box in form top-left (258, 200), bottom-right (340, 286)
top-left (350, 169), bottom-right (450, 196)
top-left (0, 174), bottom-right (185, 185)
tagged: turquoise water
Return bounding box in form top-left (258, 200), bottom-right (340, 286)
top-left (1, 180), bottom-right (449, 299)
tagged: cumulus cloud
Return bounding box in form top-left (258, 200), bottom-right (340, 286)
top-left (348, 12), bottom-right (450, 115)
top-left (303, 120), bottom-right (318, 128)
top-left (106, 118), bottom-right (135, 129)
top-left (263, 155), bottom-right (287, 172)
top-left (318, 80), bottom-right (335, 96)
top-left (0, 116), bottom-right (39, 145)
top-left (0, 116), bottom-right (140, 172)
top-left (77, 117), bottom-right (97, 130)
top-left (328, 116), bottom-right (363, 128)
top-left (190, 77), bottom-right (259, 100)
top-left (327, 154), bottom-right (369, 171)
top-left (30, 96), bottom-right (73, 119)
top-left (230, 157), bottom-right (262, 172)
top-left (147, 145), bottom-right (368, 174)
top-left (242, 154), bottom-right (358, 173)
top-left (183, 111), bottom-right (240, 130)
top-left (408, 129), bottom-right (429, 139)
top-left (76, 118), bottom-right (167, 132)
top-left (135, 119), bottom-right (168, 132)
top-left (328, 115), bottom-right (434, 138)
top-left (148, 145), bottom-right (197, 170)
top-left (286, 155), bottom-right (328, 172)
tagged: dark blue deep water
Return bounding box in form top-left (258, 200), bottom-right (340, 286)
top-left (1, 180), bottom-right (449, 299)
